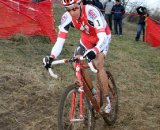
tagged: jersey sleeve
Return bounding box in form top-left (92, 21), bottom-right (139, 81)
top-left (58, 12), bottom-right (72, 39)
top-left (86, 5), bottom-right (106, 32)
top-left (85, 5), bottom-right (110, 53)
top-left (50, 12), bottom-right (72, 58)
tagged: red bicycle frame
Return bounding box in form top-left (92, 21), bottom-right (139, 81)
top-left (70, 62), bottom-right (100, 122)
top-left (46, 56), bottom-right (101, 121)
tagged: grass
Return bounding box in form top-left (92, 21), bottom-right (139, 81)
top-left (0, 3), bottom-right (160, 130)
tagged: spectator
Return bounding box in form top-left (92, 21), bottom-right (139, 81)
top-left (111, 0), bottom-right (125, 35)
top-left (93, 0), bottom-right (104, 14)
top-left (135, 6), bottom-right (148, 41)
top-left (104, 0), bottom-right (114, 30)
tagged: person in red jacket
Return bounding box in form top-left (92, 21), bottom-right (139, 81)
top-left (43, 0), bottom-right (111, 113)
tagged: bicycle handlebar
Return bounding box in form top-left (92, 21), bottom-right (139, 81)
top-left (48, 56), bottom-right (97, 79)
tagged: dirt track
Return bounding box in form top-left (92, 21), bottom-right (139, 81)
top-left (0, 36), bottom-right (160, 130)
top-left (1, 1), bottom-right (160, 129)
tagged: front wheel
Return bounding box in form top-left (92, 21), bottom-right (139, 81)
top-left (58, 84), bottom-right (95, 130)
top-left (101, 71), bottom-right (118, 125)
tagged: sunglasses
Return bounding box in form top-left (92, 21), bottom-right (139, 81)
top-left (65, 4), bottom-right (80, 12)
top-left (65, 7), bottom-right (79, 12)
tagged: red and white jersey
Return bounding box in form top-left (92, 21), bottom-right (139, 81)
top-left (50, 5), bottom-right (111, 58)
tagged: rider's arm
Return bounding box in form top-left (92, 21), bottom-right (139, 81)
top-left (50, 12), bottom-right (72, 58)
top-left (95, 31), bottom-right (109, 53)
top-left (86, 6), bottom-right (110, 54)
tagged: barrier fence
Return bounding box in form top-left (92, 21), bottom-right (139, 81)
top-left (145, 17), bottom-right (160, 47)
top-left (0, 0), bottom-right (57, 42)
top-left (0, 0), bottom-right (159, 47)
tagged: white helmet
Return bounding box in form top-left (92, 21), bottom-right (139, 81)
top-left (62, 0), bottom-right (81, 6)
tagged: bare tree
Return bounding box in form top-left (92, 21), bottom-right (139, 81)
top-left (126, 1), bottom-right (143, 13)
top-left (121, 0), bottom-right (133, 8)
top-left (126, 1), bottom-right (144, 23)
top-left (151, 7), bottom-right (160, 21)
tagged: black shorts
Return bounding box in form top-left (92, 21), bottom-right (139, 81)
top-left (74, 43), bottom-right (86, 56)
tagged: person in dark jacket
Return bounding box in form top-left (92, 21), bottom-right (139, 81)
top-left (93, 0), bottom-right (104, 14)
top-left (135, 6), bottom-right (148, 41)
top-left (111, 0), bottom-right (125, 35)
top-left (83, 0), bottom-right (93, 5)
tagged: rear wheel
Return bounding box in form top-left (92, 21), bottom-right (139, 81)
top-left (58, 84), bottom-right (95, 130)
top-left (100, 71), bottom-right (118, 125)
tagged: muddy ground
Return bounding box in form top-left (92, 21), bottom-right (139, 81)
top-left (0, 35), bottom-right (160, 130)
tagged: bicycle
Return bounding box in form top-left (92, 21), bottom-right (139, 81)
top-left (44, 56), bottom-right (118, 130)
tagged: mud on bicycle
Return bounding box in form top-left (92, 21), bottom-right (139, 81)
top-left (43, 56), bottom-right (118, 130)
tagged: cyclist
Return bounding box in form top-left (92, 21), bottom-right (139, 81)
top-left (43, 0), bottom-right (111, 113)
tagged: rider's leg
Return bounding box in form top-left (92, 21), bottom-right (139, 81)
top-left (93, 53), bottom-right (108, 96)
top-left (93, 52), bottom-right (111, 113)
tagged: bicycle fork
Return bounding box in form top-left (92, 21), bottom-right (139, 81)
top-left (70, 63), bottom-right (84, 122)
